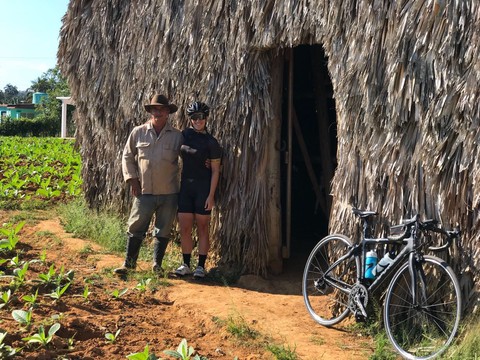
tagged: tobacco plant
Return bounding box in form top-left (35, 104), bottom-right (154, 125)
top-left (110, 288), bottom-right (128, 299)
top-left (0, 221), bottom-right (25, 253)
top-left (37, 265), bottom-right (75, 287)
top-left (135, 278), bottom-right (152, 293)
top-left (0, 289), bottom-right (12, 309)
top-left (0, 331), bottom-right (19, 358)
top-left (126, 344), bottom-right (159, 360)
top-left (46, 283), bottom-right (71, 300)
top-left (5, 255), bottom-right (24, 268)
top-left (11, 262), bottom-right (29, 288)
top-left (164, 339), bottom-right (203, 360)
top-left (37, 264), bottom-right (57, 286)
top-left (105, 329), bottom-right (121, 344)
top-left (12, 309), bottom-right (33, 330)
top-left (22, 289), bottom-right (39, 309)
top-left (39, 249), bottom-right (47, 264)
top-left (82, 284), bottom-right (91, 301)
top-left (22, 323), bottom-right (61, 348)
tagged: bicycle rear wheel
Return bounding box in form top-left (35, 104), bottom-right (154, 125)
top-left (384, 255), bottom-right (461, 360)
top-left (302, 234), bottom-right (358, 326)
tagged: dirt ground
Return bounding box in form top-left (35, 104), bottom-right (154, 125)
top-left (0, 211), bottom-right (375, 359)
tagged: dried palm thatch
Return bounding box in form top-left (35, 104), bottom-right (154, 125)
top-left (59, 1), bottom-right (479, 285)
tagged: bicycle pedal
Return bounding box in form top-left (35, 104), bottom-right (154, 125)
top-left (355, 313), bottom-right (366, 322)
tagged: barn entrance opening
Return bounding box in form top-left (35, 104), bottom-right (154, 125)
top-left (281, 44), bottom-right (338, 268)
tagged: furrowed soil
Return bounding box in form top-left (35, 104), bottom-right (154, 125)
top-left (0, 210), bottom-right (375, 360)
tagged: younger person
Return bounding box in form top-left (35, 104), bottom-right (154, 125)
top-left (175, 101), bottom-right (221, 278)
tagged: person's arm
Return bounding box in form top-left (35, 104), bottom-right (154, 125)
top-left (205, 160), bottom-right (220, 211)
top-left (122, 130), bottom-right (141, 196)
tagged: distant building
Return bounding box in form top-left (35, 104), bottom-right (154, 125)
top-left (0, 92), bottom-right (47, 120)
top-left (6, 103), bottom-right (36, 119)
top-left (32, 92), bottom-right (47, 104)
top-left (0, 105), bottom-right (7, 119)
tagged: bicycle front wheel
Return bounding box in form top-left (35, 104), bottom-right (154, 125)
top-left (302, 234), bottom-right (358, 326)
top-left (384, 255), bottom-right (462, 360)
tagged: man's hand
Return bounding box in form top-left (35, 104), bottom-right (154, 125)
top-left (181, 145), bottom-right (197, 155)
top-left (128, 178), bottom-right (141, 197)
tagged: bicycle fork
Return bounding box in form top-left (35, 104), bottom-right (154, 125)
top-left (408, 252), bottom-right (428, 310)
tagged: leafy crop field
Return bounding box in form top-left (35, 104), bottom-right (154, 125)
top-left (0, 137), bottom-right (82, 209)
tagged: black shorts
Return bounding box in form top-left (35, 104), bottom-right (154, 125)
top-left (178, 178), bottom-right (211, 215)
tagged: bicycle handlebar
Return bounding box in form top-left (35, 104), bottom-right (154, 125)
top-left (386, 228), bottom-right (410, 242)
top-left (387, 215), bottom-right (460, 250)
top-left (421, 221), bottom-right (461, 252)
top-left (351, 207), bottom-right (460, 250)
top-left (386, 214), bottom-right (419, 242)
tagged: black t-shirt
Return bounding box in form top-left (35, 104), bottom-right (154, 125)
top-left (181, 128), bottom-right (222, 180)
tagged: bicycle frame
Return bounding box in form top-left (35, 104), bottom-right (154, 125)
top-left (322, 225), bottom-right (420, 298)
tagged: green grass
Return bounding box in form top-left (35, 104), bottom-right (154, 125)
top-left (57, 198), bottom-right (125, 253)
top-left (445, 318), bottom-right (480, 359)
top-left (219, 313), bottom-right (300, 359)
top-left (35, 230), bottom-right (56, 238)
top-left (8, 211), bottom-right (48, 226)
top-left (310, 335), bottom-right (326, 346)
top-left (266, 343), bottom-right (298, 360)
top-left (34, 230), bottom-right (62, 246)
top-left (369, 333), bottom-right (397, 360)
top-left (78, 244), bottom-right (94, 256)
top-left (0, 198), bottom-right (50, 210)
top-left (57, 198), bottom-right (185, 273)
top-left (226, 314), bottom-right (260, 341)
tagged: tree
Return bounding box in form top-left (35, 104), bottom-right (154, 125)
top-left (3, 84), bottom-right (19, 104)
top-left (18, 90), bottom-right (31, 103)
top-left (30, 68), bottom-right (69, 94)
top-left (32, 67), bottom-right (75, 136)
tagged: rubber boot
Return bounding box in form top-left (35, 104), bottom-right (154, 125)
top-left (152, 237), bottom-right (169, 275)
top-left (114, 236), bottom-right (143, 275)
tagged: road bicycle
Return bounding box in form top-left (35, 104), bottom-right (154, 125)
top-left (302, 207), bottom-right (462, 359)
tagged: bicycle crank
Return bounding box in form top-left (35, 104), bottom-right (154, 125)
top-left (348, 284), bottom-right (369, 321)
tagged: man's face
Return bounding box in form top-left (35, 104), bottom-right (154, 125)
top-left (150, 106), bottom-right (169, 121)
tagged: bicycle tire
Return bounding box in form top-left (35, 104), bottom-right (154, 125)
top-left (383, 255), bottom-right (462, 360)
top-left (302, 234), bottom-right (359, 326)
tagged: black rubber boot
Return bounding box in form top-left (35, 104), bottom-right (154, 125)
top-left (114, 236), bottom-right (143, 275)
top-left (152, 237), bottom-right (169, 274)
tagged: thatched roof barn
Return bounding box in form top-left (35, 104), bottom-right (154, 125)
top-left (58, 0), bottom-right (479, 292)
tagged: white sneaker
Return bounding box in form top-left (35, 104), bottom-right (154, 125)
top-left (175, 264), bottom-right (192, 276)
top-left (193, 266), bottom-right (206, 278)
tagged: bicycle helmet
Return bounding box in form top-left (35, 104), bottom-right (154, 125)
top-left (186, 101), bottom-right (210, 117)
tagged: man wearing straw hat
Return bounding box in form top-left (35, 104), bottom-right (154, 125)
top-left (114, 94), bottom-right (183, 276)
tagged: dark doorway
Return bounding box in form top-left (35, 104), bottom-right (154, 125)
top-left (281, 45), bottom-right (337, 264)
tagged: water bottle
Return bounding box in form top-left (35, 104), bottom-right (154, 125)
top-left (372, 252), bottom-right (394, 276)
top-left (364, 250), bottom-right (377, 279)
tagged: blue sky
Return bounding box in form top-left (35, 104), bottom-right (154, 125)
top-left (0, 0), bottom-right (70, 91)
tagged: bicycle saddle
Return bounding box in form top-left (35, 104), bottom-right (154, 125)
top-left (352, 208), bottom-right (378, 218)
